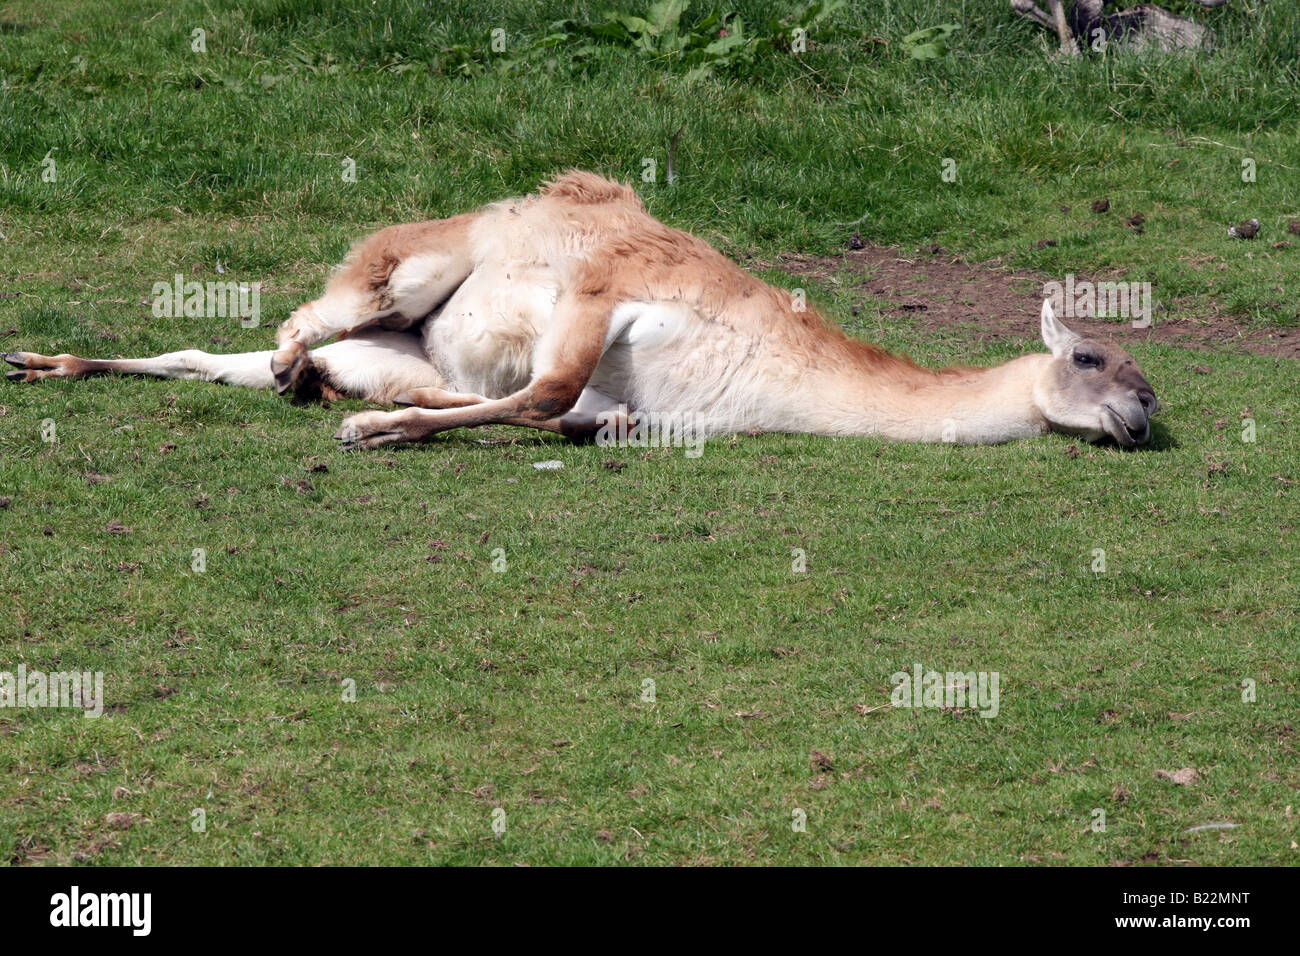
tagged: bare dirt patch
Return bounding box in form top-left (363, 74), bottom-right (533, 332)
top-left (774, 246), bottom-right (1300, 360)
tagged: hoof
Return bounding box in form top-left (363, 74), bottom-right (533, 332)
top-left (334, 418), bottom-right (365, 450)
top-left (334, 411), bottom-right (419, 450)
top-left (2, 352), bottom-right (65, 383)
top-left (271, 341), bottom-right (308, 395)
top-left (333, 420), bottom-right (386, 451)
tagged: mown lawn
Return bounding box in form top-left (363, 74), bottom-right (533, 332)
top-left (0, 0), bottom-right (1296, 865)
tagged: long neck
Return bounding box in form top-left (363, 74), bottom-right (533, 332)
top-left (801, 352), bottom-right (1053, 444)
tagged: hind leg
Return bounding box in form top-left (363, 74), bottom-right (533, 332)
top-left (387, 385), bottom-right (628, 442)
top-left (333, 275), bottom-right (641, 450)
top-left (333, 286), bottom-right (615, 449)
top-left (338, 373), bottom-right (630, 449)
top-left (272, 214), bottom-right (478, 394)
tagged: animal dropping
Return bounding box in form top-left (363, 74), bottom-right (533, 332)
top-left (1228, 218), bottom-right (1260, 239)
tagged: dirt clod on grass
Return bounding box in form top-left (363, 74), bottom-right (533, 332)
top-left (1155, 768), bottom-right (1201, 786)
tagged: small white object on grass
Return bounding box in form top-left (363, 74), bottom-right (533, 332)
top-left (533, 460), bottom-right (564, 470)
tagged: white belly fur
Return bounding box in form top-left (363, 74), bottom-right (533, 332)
top-left (422, 263), bottom-right (556, 397)
top-left (421, 266), bottom-right (733, 423)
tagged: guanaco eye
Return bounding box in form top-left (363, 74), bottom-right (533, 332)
top-left (1073, 351), bottom-right (1101, 370)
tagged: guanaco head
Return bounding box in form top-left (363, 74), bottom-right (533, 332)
top-left (1035, 300), bottom-right (1159, 447)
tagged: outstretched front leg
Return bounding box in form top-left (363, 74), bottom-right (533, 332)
top-left (4, 331), bottom-right (449, 405)
top-left (5, 348), bottom-right (279, 387)
top-left (271, 213), bottom-right (477, 394)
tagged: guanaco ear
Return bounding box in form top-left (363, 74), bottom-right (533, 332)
top-left (1040, 299), bottom-right (1078, 360)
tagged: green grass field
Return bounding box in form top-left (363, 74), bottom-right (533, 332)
top-left (1, 0), bottom-right (1297, 865)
